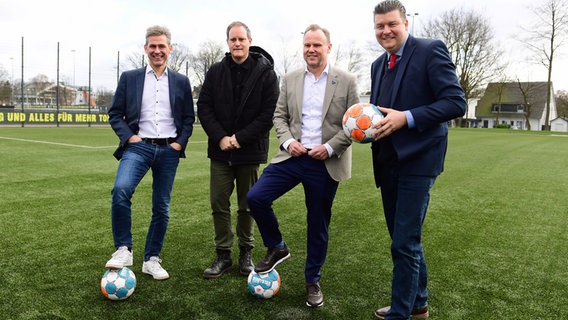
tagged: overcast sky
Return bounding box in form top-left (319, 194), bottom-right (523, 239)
top-left (0, 0), bottom-right (566, 93)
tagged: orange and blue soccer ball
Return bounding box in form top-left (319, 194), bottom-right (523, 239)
top-left (247, 269), bottom-right (281, 299)
top-left (101, 267), bottom-right (136, 300)
top-left (342, 102), bottom-right (384, 143)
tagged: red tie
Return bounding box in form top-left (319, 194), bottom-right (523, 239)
top-left (388, 54), bottom-right (398, 69)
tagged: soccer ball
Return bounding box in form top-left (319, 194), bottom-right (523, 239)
top-left (247, 269), bottom-right (281, 299)
top-left (342, 102), bottom-right (384, 143)
top-left (101, 267), bottom-right (136, 300)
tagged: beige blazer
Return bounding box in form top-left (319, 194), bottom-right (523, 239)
top-left (271, 66), bottom-right (360, 182)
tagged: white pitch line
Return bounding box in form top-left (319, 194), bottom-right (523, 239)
top-left (0, 136), bottom-right (209, 149)
top-left (0, 136), bottom-right (114, 149)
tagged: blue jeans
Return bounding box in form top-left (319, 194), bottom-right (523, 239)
top-left (111, 142), bottom-right (180, 261)
top-left (379, 167), bottom-right (435, 320)
top-left (247, 155), bottom-right (338, 283)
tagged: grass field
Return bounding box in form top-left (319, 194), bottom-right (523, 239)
top-left (0, 126), bottom-right (567, 319)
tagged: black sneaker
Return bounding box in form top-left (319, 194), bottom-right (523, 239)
top-left (254, 245), bottom-right (290, 273)
top-left (306, 282), bottom-right (323, 307)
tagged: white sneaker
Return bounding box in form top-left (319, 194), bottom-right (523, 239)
top-left (105, 246), bottom-right (133, 269)
top-left (142, 256), bottom-right (170, 280)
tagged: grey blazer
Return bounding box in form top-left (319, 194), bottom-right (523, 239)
top-left (271, 66), bottom-right (360, 182)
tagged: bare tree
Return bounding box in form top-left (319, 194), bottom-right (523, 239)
top-left (0, 80), bottom-right (11, 104)
top-left (190, 40), bottom-right (225, 93)
top-left (168, 43), bottom-right (192, 73)
top-left (274, 37), bottom-right (302, 79)
top-left (556, 90), bottom-right (568, 117)
top-left (0, 67), bottom-right (10, 103)
top-left (520, 0), bottom-right (568, 130)
top-left (516, 80), bottom-right (538, 130)
top-left (346, 45), bottom-right (366, 78)
top-left (94, 88), bottom-right (114, 108)
top-left (0, 67), bottom-right (8, 82)
top-left (29, 74), bottom-right (52, 92)
top-left (334, 42), bottom-right (366, 79)
top-left (422, 9), bottom-right (505, 126)
top-left (493, 81), bottom-right (508, 127)
top-left (123, 51), bottom-right (146, 71)
top-left (332, 44), bottom-right (345, 67)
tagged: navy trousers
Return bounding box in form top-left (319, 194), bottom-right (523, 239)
top-left (247, 154), bottom-right (339, 283)
top-left (378, 164), bottom-right (436, 320)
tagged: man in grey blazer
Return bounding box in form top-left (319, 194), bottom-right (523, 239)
top-left (247, 24), bottom-right (359, 308)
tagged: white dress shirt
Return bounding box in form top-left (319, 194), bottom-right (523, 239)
top-left (138, 65), bottom-right (177, 139)
top-left (283, 64), bottom-right (334, 156)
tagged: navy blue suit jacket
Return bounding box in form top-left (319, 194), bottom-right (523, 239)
top-left (370, 35), bottom-right (466, 187)
top-left (109, 67), bottom-right (195, 160)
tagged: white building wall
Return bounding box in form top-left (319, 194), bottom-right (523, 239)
top-left (551, 118), bottom-right (568, 132)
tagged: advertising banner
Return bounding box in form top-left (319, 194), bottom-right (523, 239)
top-left (0, 107), bottom-right (109, 125)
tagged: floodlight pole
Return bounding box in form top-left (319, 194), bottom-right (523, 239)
top-left (57, 42), bottom-right (60, 127)
top-left (9, 57), bottom-right (14, 104)
top-left (407, 13), bottom-right (419, 35)
top-left (71, 49), bottom-right (76, 88)
top-left (20, 37), bottom-right (24, 127)
top-left (88, 46), bottom-right (92, 127)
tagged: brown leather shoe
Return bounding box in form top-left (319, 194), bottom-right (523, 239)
top-left (305, 282), bottom-right (323, 307)
top-left (254, 246), bottom-right (290, 273)
top-left (374, 305), bottom-right (429, 319)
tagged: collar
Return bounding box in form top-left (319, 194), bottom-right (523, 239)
top-left (304, 63), bottom-right (330, 77)
top-left (229, 55), bottom-right (252, 70)
top-left (388, 34), bottom-right (409, 59)
top-left (145, 65), bottom-right (168, 77)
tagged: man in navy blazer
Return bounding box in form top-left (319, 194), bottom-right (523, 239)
top-left (369, 1), bottom-right (466, 319)
top-left (106, 25), bottom-right (194, 281)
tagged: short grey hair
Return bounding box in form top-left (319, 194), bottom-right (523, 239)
top-left (145, 25), bottom-right (172, 45)
top-left (226, 21), bottom-right (252, 40)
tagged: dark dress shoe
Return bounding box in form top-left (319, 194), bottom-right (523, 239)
top-left (254, 246), bottom-right (290, 273)
top-left (374, 305), bottom-right (429, 319)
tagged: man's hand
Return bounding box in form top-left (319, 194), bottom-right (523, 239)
top-left (219, 135), bottom-right (241, 151)
top-left (219, 136), bottom-right (233, 151)
top-left (169, 142), bottom-right (182, 151)
top-left (372, 106), bottom-right (407, 140)
top-left (307, 145), bottom-right (330, 161)
top-left (127, 135), bottom-right (142, 143)
top-left (287, 141), bottom-right (309, 157)
top-left (229, 134), bottom-right (241, 149)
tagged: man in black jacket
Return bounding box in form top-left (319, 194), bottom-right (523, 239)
top-left (197, 21), bottom-right (279, 278)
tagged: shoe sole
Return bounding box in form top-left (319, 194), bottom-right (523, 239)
top-left (105, 261), bottom-right (133, 269)
top-left (256, 252), bottom-right (290, 274)
top-left (142, 269), bottom-right (170, 280)
top-left (239, 268), bottom-right (253, 276)
top-left (306, 300), bottom-right (324, 308)
top-left (374, 311), bottom-right (429, 319)
top-left (203, 266), bottom-right (233, 279)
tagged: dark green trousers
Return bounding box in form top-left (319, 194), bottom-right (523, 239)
top-left (209, 159), bottom-right (259, 252)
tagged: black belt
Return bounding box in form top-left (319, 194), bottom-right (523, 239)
top-left (141, 138), bottom-right (175, 146)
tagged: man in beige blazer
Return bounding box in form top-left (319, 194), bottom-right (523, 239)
top-left (247, 24), bottom-right (360, 308)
